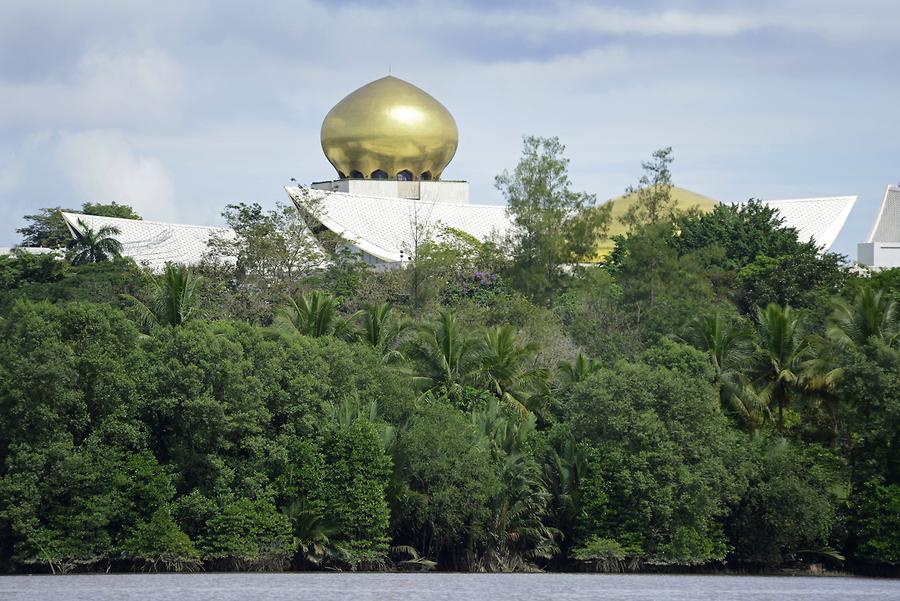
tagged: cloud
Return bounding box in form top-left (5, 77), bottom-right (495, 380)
top-left (53, 131), bottom-right (177, 221)
top-left (0, 48), bottom-right (184, 128)
top-left (0, 0), bottom-right (896, 257)
top-left (458, 2), bottom-right (896, 39)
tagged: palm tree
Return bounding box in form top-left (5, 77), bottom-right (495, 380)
top-left (67, 219), bottom-right (122, 264)
top-left (408, 309), bottom-right (483, 402)
top-left (687, 311), bottom-right (767, 428)
top-left (126, 263), bottom-right (202, 328)
top-left (828, 286), bottom-right (899, 349)
top-left (557, 353), bottom-right (600, 385)
top-left (801, 287), bottom-right (899, 438)
top-left (751, 303), bottom-right (810, 432)
top-left (477, 325), bottom-right (549, 416)
top-left (541, 431), bottom-right (589, 562)
top-left (283, 499), bottom-right (344, 567)
top-left (359, 302), bottom-right (408, 363)
top-left (277, 291), bottom-right (359, 339)
top-left (472, 399), bottom-right (558, 569)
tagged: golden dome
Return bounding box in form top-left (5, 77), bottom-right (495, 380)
top-left (320, 76), bottom-right (458, 181)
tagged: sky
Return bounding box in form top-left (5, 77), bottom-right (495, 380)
top-left (1, 0), bottom-right (898, 258)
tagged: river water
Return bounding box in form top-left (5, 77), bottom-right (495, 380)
top-left (1, 573), bottom-right (897, 601)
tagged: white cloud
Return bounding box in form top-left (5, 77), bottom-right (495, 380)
top-left (0, 48), bottom-right (183, 127)
top-left (433, 1), bottom-right (895, 40)
top-left (53, 131), bottom-right (178, 221)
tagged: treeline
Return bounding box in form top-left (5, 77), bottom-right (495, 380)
top-left (0, 139), bottom-right (897, 574)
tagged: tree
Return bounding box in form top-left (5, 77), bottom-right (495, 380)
top-left (119, 506), bottom-right (200, 572)
top-left (407, 227), bottom-right (508, 309)
top-left (66, 219), bottom-right (123, 265)
top-left (726, 438), bottom-right (840, 564)
top-left (321, 419), bottom-right (392, 569)
top-left (476, 325), bottom-right (548, 416)
top-left (837, 341), bottom-right (900, 565)
top-left (283, 499), bottom-right (342, 567)
top-left (206, 201), bottom-right (331, 324)
top-left (541, 426), bottom-right (590, 563)
top-left (612, 222), bottom-right (720, 343)
top-left (17, 202), bottom-right (140, 248)
top-left (687, 311), bottom-right (767, 428)
top-left (672, 199), bottom-right (805, 271)
top-left (0, 251), bottom-right (67, 290)
top-left (126, 263), bottom-right (204, 328)
top-left (276, 291), bottom-right (359, 339)
top-left (751, 303), bottom-right (810, 431)
top-left (408, 309), bottom-right (483, 403)
top-left (557, 353), bottom-right (601, 385)
top-left (496, 135), bottom-right (610, 299)
top-left (199, 498), bottom-right (296, 570)
top-left (621, 147), bottom-right (675, 229)
top-left (393, 399), bottom-right (499, 566)
top-left (848, 477), bottom-right (900, 563)
top-left (212, 202), bottom-right (327, 284)
top-left (563, 341), bottom-right (746, 564)
top-left (828, 286), bottom-right (899, 349)
top-left (17, 207), bottom-right (75, 248)
top-left (736, 246), bottom-right (848, 314)
top-left (471, 399), bottom-right (557, 570)
top-left (81, 202), bottom-right (142, 221)
top-left (359, 302), bottom-right (408, 363)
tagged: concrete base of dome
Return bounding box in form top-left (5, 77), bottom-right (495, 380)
top-left (310, 179), bottom-right (469, 204)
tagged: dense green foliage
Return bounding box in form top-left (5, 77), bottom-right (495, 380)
top-left (1, 144), bottom-right (897, 575)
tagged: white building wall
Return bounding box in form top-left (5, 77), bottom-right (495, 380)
top-left (858, 243), bottom-right (900, 269)
top-left (311, 179), bottom-right (469, 204)
top-left (858, 185), bottom-right (900, 269)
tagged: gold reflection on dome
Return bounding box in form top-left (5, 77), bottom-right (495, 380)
top-left (320, 76), bottom-right (459, 181)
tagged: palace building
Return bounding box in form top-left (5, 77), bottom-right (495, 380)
top-left (858, 185), bottom-right (900, 269)
top-left (59, 75), bottom-right (863, 270)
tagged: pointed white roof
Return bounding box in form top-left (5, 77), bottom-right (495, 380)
top-left (866, 185), bottom-right (900, 243)
top-left (61, 212), bottom-right (235, 271)
top-left (757, 196), bottom-right (857, 250)
top-left (286, 186), bottom-right (512, 263)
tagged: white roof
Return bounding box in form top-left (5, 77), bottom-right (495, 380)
top-left (286, 186), bottom-right (512, 263)
top-left (866, 185), bottom-right (900, 243)
top-left (290, 186), bottom-right (857, 261)
top-left (0, 246), bottom-right (60, 256)
top-left (757, 196), bottom-right (857, 251)
top-left (61, 212), bottom-right (235, 271)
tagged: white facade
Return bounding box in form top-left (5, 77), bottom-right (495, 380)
top-left (858, 185), bottom-right (900, 269)
top-left (310, 179), bottom-right (470, 204)
top-left (62, 212), bottom-right (236, 271)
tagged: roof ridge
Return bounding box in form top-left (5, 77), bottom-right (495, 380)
top-left (761, 195), bottom-right (857, 203)
top-left (61, 212), bottom-right (231, 232)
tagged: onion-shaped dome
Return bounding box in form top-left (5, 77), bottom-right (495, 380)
top-left (320, 76), bottom-right (458, 181)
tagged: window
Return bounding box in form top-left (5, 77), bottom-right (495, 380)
top-left (420, 171), bottom-right (433, 181)
top-left (350, 170), bottom-right (364, 179)
top-left (397, 170), bottom-right (413, 181)
top-left (371, 169), bottom-right (388, 180)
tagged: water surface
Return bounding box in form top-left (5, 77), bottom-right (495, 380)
top-left (1, 573), bottom-right (897, 601)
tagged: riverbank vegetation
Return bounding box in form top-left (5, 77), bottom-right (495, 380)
top-left (0, 139), bottom-right (897, 575)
